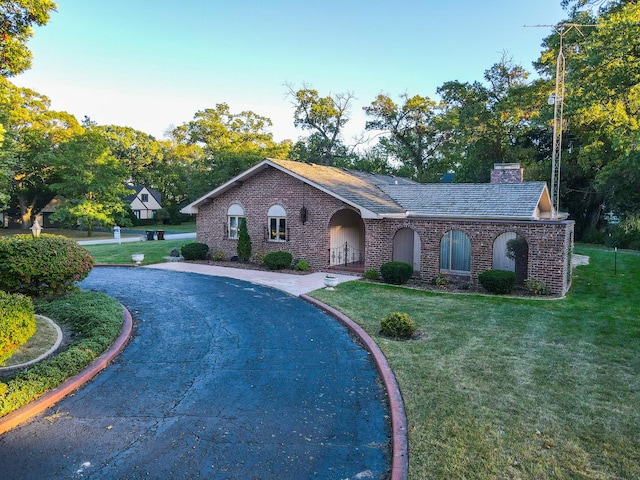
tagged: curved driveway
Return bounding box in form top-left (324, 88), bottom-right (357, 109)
top-left (0, 268), bottom-right (390, 479)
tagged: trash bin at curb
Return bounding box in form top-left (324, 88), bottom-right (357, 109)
top-left (146, 230), bottom-right (155, 241)
top-left (156, 230), bottom-right (165, 240)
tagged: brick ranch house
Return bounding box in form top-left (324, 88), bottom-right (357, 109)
top-left (182, 158), bottom-right (575, 296)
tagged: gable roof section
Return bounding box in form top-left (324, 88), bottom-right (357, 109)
top-left (124, 185), bottom-right (162, 205)
top-left (380, 182), bottom-right (551, 220)
top-left (181, 158), bottom-right (552, 221)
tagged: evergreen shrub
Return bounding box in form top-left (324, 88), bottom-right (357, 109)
top-left (181, 242), bottom-right (209, 260)
top-left (380, 312), bottom-right (416, 339)
top-left (478, 270), bottom-right (517, 294)
top-left (0, 234), bottom-right (94, 297)
top-left (380, 261), bottom-right (413, 285)
top-left (263, 251), bottom-right (292, 270)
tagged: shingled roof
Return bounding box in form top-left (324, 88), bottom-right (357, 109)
top-left (182, 158), bottom-right (553, 220)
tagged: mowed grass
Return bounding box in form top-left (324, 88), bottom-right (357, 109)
top-left (310, 245), bottom-right (640, 479)
top-left (84, 239), bottom-right (195, 265)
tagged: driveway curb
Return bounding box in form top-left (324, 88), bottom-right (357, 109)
top-left (300, 294), bottom-right (409, 480)
top-left (0, 305), bottom-right (133, 435)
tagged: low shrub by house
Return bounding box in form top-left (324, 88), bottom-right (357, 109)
top-left (294, 259), bottom-right (310, 271)
top-left (478, 269), bottom-right (517, 294)
top-left (181, 242), bottom-right (209, 260)
top-left (263, 251), bottom-right (293, 270)
top-left (380, 261), bottom-right (413, 285)
top-left (0, 234), bottom-right (94, 297)
top-left (364, 269), bottom-right (379, 280)
top-left (380, 312), bottom-right (416, 339)
top-left (0, 291), bottom-right (36, 365)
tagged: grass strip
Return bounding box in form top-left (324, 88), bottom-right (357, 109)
top-left (84, 239), bottom-right (194, 265)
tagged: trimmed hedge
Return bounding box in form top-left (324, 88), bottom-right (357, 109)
top-left (478, 269), bottom-right (517, 294)
top-left (264, 251), bottom-right (293, 270)
top-left (0, 234), bottom-right (94, 297)
top-left (181, 242), bottom-right (209, 260)
top-left (0, 291), bottom-right (123, 418)
top-left (0, 291), bottom-right (36, 365)
top-left (381, 312), bottom-right (416, 339)
top-left (380, 261), bottom-right (413, 285)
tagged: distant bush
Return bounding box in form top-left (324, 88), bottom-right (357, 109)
top-left (181, 242), bottom-right (209, 260)
top-left (294, 259), bottom-right (310, 271)
top-left (380, 312), bottom-right (416, 339)
top-left (363, 269), bottom-right (379, 280)
top-left (380, 261), bottom-right (413, 285)
top-left (0, 234), bottom-right (94, 297)
top-left (0, 291), bottom-right (36, 365)
top-left (263, 251), bottom-right (292, 270)
top-left (478, 270), bottom-right (517, 294)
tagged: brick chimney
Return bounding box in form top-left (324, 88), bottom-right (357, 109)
top-left (491, 163), bottom-right (523, 184)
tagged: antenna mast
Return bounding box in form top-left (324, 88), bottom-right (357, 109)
top-left (525, 23), bottom-right (594, 218)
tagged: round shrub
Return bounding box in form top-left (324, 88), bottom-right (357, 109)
top-left (263, 251), bottom-right (293, 270)
top-left (380, 312), bottom-right (416, 339)
top-left (0, 291), bottom-right (36, 365)
top-left (478, 269), bottom-right (517, 294)
top-left (294, 259), bottom-right (310, 271)
top-left (0, 234), bottom-right (94, 297)
top-left (181, 242), bottom-right (209, 260)
top-left (363, 268), bottom-right (379, 280)
top-left (380, 261), bottom-right (413, 285)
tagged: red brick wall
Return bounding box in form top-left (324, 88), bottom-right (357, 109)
top-left (195, 167), bottom-right (354, 269)
top-left (364, 218), bottom-right (574, 296)
top-left (195, 165), bottom-right (574, 296)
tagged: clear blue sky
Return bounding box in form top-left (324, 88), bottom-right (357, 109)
top-left (14, 0), bottom-right (568, 142)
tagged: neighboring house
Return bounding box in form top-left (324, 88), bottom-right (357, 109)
top-left (182, 158), bottom-right (574, 296)
top-left (41, 195), bottom-right (65, 227)
top-left (125, 186), bottom-right (162, 220)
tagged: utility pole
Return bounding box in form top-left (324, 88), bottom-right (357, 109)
top-left (525, 23), bottom-right (595, 218)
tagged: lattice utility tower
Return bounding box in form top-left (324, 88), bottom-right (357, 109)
top-left (526, 23), bottom-right (595, 217)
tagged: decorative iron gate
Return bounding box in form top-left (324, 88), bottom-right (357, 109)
top-left (329, 242), bottom-right (364, 267)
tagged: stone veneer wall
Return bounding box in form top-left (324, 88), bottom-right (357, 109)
top-left (364, 218), bottom-right (574, 296)
top-left (195, 166), bottom-right (353, 269)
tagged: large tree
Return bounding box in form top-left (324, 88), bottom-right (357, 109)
top-left (171, 103), bottom-right (290, 200)
top-left (0, 79), bottom-right (81, 228)
top-left (288, 86), bottom-right (353, 166)
top-left (364, 93), bottom-right (450, 182)
top-left (49, 131), bottom-right (128, 236)
top-left (0, 0), bottom-right (57, 77)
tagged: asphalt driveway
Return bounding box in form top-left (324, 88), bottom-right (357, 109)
top-left (0, 268), bottom-right (390, 479)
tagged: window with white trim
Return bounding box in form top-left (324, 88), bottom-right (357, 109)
top-left (440, 230), bottom-right (471, 274)
top-left (268, 204), bottom-right (286, 242)
top-left (227, 203), bottom-right (244, 240)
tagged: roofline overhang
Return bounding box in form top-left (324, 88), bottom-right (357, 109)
top-left (180, 158), bottom-right (386, 218)
top-left (404, 212), bottom-right (540, 221)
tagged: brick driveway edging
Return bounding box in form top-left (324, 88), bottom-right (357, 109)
top-left (300, 294), bottom-right (409, 480)
top-left (0, 306), bottom-right (133, 436)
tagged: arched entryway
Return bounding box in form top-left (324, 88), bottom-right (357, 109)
top-left (329, 209), bottom-right (365, 269)
top-left (393, 228), bottom-right (421, 272)
top-left (493, 232), bottom-right (528, 283)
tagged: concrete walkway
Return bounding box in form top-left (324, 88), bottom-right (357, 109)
top-left (146, 262), bottom-right (358, 296)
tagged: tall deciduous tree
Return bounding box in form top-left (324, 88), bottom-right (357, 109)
top-left (50, 131), bottom-right (128, 236)
top-left (288, 86), bottom-right (353, 166)
top-left (0, 0), bottom-right (57, 77)
top-left (364, 93), bottom-right (450, 182)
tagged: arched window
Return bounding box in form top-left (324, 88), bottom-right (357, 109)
top-left (268, 204), bottom-right (286, 242)
top-left (440, 230), bottom-right (471, 274)
top-left (227, 204), bottom-right (244, 239)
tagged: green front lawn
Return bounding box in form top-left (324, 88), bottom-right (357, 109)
top-left (84, 239), bottom-right (195, 265)
top-left (310, 245), bottom-right (640, 479)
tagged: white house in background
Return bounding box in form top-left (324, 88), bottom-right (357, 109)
top-left (124, 186), bottom-right (162, 220)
